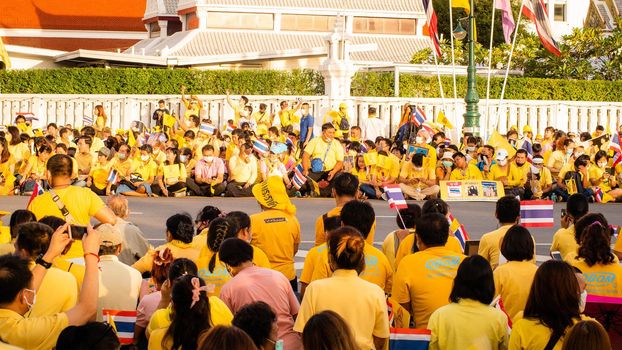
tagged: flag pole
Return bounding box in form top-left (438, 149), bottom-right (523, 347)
top-left (484, 1), bottom-right (497, 139)
top-left (432, 46), bottom-right (448, 113)
top-left (448, 0), bottom-right (459, 121)
top-left (395, 207), bottom-right (407, 229)
top-left (494, 2), bottom-right (523, 131)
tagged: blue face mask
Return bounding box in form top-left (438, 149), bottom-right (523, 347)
top-left (442, 160), bottom-right (453, 167)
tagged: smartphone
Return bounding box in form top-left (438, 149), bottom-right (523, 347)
top-left (69, 225), bottom-right (87, 240)
top-left (606, 167), bottom-right (614, 176)
top-left (551, 251), bottom-right (563, 261)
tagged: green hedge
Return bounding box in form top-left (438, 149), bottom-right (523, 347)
top-left (0, 68), bottom-right (325, 95)
top-left (1, 68), bottom-right (621, 102)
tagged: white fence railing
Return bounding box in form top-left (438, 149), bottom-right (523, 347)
top-left (2, 94), bottom-right (622, 139)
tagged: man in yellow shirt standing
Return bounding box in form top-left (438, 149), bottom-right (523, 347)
top-left (250, 177), bottom-right (301, 292)
top-left (392, 212), bottom-right (466, 328)
top-left (551, 193), bottom-right (588, 261)
top-left (273, 99), bottom-right (302, 134)
top-left (302, 123), bottom-right (344, 197)
top-left (478, 196), bottom-right (529, 269)
top-left (450, 152), bottom-right (483, 180)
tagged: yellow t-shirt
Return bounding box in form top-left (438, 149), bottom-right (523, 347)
top-left (196, 250), bottom-right (231, 298)
top-left (374, 154), bottom-right (400, 181)
top-left (392, 246), bottom-right (465, 328)
top-left (0, 309), bottom-right (69, 350)
top-left (533, 167), bottom-right (553, 190)
top-left (27, 264), bottom-right (77, 318)
top-left (300, 244), bottom-right (326, 285)
top-left (146, 296), bottom-right (233, 339)
top-left (132, 159), bottom-right (158, 182)
top-left (113, 159), bottom-right (133, 178)
top-left (394, 234), bottom-right (463, 270)
top-left (352, 167), bottom-right (372, 183)
top-left (52, 257), bottom-right (84, 291)
top-left (509, 316), bottom-right (587, 350)
top-left (28, 186), bottom-right (105, 226)
top-left (478, 225), bottom-right (536, 270)
top-left (589, 166), bottom-right (613, 192)
top-left (158, 163), bottom-right (187, 185)
top-left (250, 210), bottom-right (301, 281)
top-left (550, 225), bottom-right (578, 262)
top-left (132, 240), bottom-right (201, 274)
top-left (428, 299), bottom-right (509, 350)
top-left (450, 164), bottom-right (483, 180)
top-left (89, 161), bottom-right (113, 190)
top-left (493, 260), bottom-right (538, 323)
top-left (547, 150), bottom-right (567, 173)
top-left (304, 137), bottom-right (344, 172)
top-left (310, 243), bottom-right (393, 293)
top-left (279, 109), bottom-right (300, 127)
top-left (314, 207), bottom-right (376, 246)
top-left (399, 161), bottom-right (436, 188)
top-left (293, 269), bottom-right (390, 350)
top-left (26, 155), bottom-right (47, 178)
top-left (571, 259), bottom-right (622, 297)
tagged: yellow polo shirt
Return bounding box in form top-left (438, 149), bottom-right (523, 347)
top-left (304, 137), bottom-right (344, 172)
top-left (493, 260), bottom-right (538, 323)
top-left (89, 161), bottom-right (113, 190)
top-left (250, 210), bottom-right (301, 280)
top-left (300, 244), bottom-right (327, 285)
top-left (546, 150), bottom-right (566, 173)
top-left (279, 109), bottom-right (299, 128)
top-left (550, 225), bottom-right (579, 262)
top-left (132, 240), bottom-right (201, 274)
top-left (28, 186), bottom-right (105, 226)
top-left (113, 159), bottom-right (133, 178)
top-left (571, 259), bottom-right (622, 297)
top-left (314, 207), bottom-right (376, 246)
top-left (478, 225), bottom-right (536, 270)
top-left (394, 234), bottom-right (463, 270)
top-left (399, 161), bottom-right (436, 187)
top-left (131, 159), bottom-right (158, 182)
top-left (158, 163), bottom-right (187, 184)
top-left (450, 164), bottom-right (483, 180)
top-left (509, 316), bottom-right (588, 350)
top-left (309, 243), bottom-right (393, 293)
top-left (293, 269), bottom-right (390, 350)
top-left (392, 246), bottom-right (465, 328)
top-left (52, 258), bottom-right (84, 291)
top-left (428, 299), bottom-right (509, 350)
top-left (0, 309), bottom-right (68, 350)
top-left (27, 263), bottom-right (77, 318)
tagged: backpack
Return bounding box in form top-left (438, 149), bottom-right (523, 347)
top-left (339, 116), bottom-right (350, 131)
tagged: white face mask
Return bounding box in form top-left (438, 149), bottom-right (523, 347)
top-left (579, 290), bottom-right (588, 313)
top-left (23, 288), bottom-right (36, 311)
top-left (598, 162), bottom-right (607, 168)
top-left (415, 136), bottom-right (424, 144)
top-left (574, 151), bottom-right (584, 158)
top-left (204, 156), bottom-right (214, 163)
top-left (180, 155), bottom-right (188, 163)
top-left (531, 165), bottom-right (540, 174)
top-left (117, 153), bottom-right (127, 160)
top-left (497, 159), bottom-right (507, 166)
top-left (467, 146), bottom-right (477, 152)
top-left (141, 154), bottom-right (150, 162)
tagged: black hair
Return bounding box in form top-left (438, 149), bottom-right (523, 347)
top-left (165, 275), bottom-right (212, 350)
top-left (226, 211), bottom-right (251, 231)
top-left (397, 203), bottom-right (421, 229)
top-left (15, 222), bottom-right (53, 259)
top-left (0, 255), bottom-right (33, 304)
top-left (327, 227), bottom-right (366, 273)
top-left (340, 200), bottom-right (375, 239)
top-left (415, 213), bottom-right (449, 247)
top-left (195, 206), bottom-right (222, 225)
top-left (421, 198), bottom-right (449, 215)
top-left (450, 255), bottom-right (495, 305)
top-left (46, 154), bottom-right (74, 178)
top-left (219, 238), bottom-right (254, 267)
top-left (166, 213), bottom-right (195, 244)
top-left (496, 196), bottom-right (520, 224)
top-left (575, 213), bottom-right (614, 267)
top-left (411, 153), bottom-right (424, 167)
top-left (501, 225), bottom-right (534, 261)
top-left (9, 210), bottom-right (36, 239)
top-left (207, 218), bottom-right (238, 272)
top-left (232, 301), bottom-right (276, 349)
top-left (168, 258), bottom-right (198, 282)
top-left (574, 154), bottom-right (590, 169)
top-left (56, 322), bottom-right (120, 350)
top-left (38, 216), bottom-right (66, 231)
top-left (567, 193), bottom-right (589, 221)
top-left (333, 172), bottom-right (359, 197)
top-left (321, 123), bottom-right (335, 131)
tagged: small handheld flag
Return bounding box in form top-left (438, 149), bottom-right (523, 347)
top-left (103, 310), bottom-right (137, 345)
top-left (224, 125), bottom-right (235, 134)
top-left (200, 124), bottom-right (216, 135)
top-left (253, 139), bottom-right (270, 157)
top-left (107, 169), bottom-right (119, 184)
top-left (83, 115), bottom-right (93, 126)
top-left (292, 164), bottom-right (307, 190)
top-left (448, 212), bottom-right (469, 252)
top-left (520, 200), bottom-right (554, 228)
top-left (383, 185), bottom-right (408, 210)
top-left (26, 181), bottom-right (44, 208)
top-left (521, 138), bottom-right (534, 163)
top-left (389, 328), bottom-right (431, 350)
top-left (411, 106), bottom-right (427, 128)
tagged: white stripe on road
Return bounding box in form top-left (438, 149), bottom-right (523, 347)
top-left (295, 250), bottom-right (308, 258)
top-left (130, 212), bottom-right (144, 215)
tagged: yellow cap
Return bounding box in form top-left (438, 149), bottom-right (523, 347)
top-left (523, 125), bottom-right (533, 133)
top-left (338, 102), bottom-right (347, 109)
top-left (509, 125), bottom-right (518, 131)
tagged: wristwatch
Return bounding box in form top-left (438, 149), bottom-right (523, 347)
top-left (35, 254), bottom-right (52, 269)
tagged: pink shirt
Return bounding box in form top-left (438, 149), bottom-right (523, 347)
top-left (136, 291), bottom-right (161, 328)
top-left (220, 266), bottom-right (302, 349)
top-left (194, 158), bottom-right (225, 180)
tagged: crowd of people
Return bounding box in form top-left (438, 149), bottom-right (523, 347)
top-left (0, 147), bottom-right (619, 349)
top-left (2, 90), bottom-right (622, 203)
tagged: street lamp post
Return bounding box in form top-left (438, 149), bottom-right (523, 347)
top-left (462, 0), bottom-right (480, 137)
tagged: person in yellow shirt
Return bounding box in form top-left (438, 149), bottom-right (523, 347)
top-left (493, 225), bottom-right (538, 323)
top-left (294, 226), bottom-right (390, 350)
top-left (86, 147), bottom-right (114, 196)
top-left (14, 222), bottom-right (78, 318)
top-left (478, 196), bottom-right (533, 269)
top-left (361, 150), bottom-right (400, 199)
top-left (551, 193), bottom-right (588, 261)
top-left (116, 144), bottom-right (157, 197)
top-left (450, 152), bottom-right (483, 180)
top-left (225, 143), bottom-right (257, 197)
top-left (310, 200), bottom-right (393, 294)
top-left (154, 148), bottom-right (187, 197)
top-left (428, 255), bottom-right (509, 350)
top-left (314, 173), bottom-right (376, 246)
top-left (0, 223), bottom-right (101, 350)
top-left (300, 215), bottom-right (342, 299)
top-left (590, 150), bottom-right (622, 201)
top-left (272, 99), bottom-right (302, 134)
top-left (225, 89), bottom-right (249, 123)
top-left (28, 154), bottom-right (116, 226)
top-left (250, 177), bottom-right (301, 290)
top-left (525, 156), bottom-right (553, 199)
top-left (252, 103), bottom-right (271, 136)
top-left (148, 275), bottom-right (233, 350)
top-left (196, 218), bottom-right (237, 297)
top-left (392, 212), bottom-right (466, 329)
top-left (112, 144), bottom-right (133, 180)
top-left (302, 123), bottom-right (345, 197)
top-left (399, 153), bottom-right (439, 200)
top-left (132, 213), bottom-right (200, 273)
top-left (181, 86), bottom-right (204, 122)
top-left (509, 260), bottom-right (587, 349)
top-left (547, 136), bottom-right (574, 179)
top-left (18, 144), bottom-right (52, 193)
top-left (225, 211), bottom-right (271, 269)
top-left (0, 138), bottom-right (16, 195)
top-left (382, 204), bottom-right (421, 270)
top-left (571, 213), bottom-right (622, 297)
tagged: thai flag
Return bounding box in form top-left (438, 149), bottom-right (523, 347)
top-left (521, 138), bottom-right (534, 163)
top-left (26, 181), bottom-right (44, 208)
top-left (520, 200), bottom-right (554, 228)
top-left (421, 123), bottom-right (435, 137)
top-left (83, 115), bottom-right (93, 125)
top-left (107, 169), bottom-right (119, 184)
top-left (389, 328), bottom-right (431, 350)
top-left (609, 133), bottom-right (622, 167)
top-left (383, 185), bottom-right (408, 210)
top-left (522, 0), bottom-right (561, 56)
top-left (422, 0), bottom-right (442, 58)
top-left (491, 295), bottom-right (513, 329)
top-left (225, 125), bottom-right (235, 134)
top-left (253, 139), bottom-right (270, 156)
top-left (411, 107), bottom-right (427, 128)
top-left (593, 187), bottom-right (604, 203)
top-left (200, 124), bottom-right (216, 135)
top-left (103, 309), bottom-right (136, 345)
top-left (448, 212), bottom-right (470, 252)
top-left (292, 164), bottom-right (307, 190)
top-left (360, 143), bottom-right (368, 153)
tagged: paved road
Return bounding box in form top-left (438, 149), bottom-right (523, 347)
top-left (3, 196), bottom-right (621, 268)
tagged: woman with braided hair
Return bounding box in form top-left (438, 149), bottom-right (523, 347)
top-left (294, 226), bottom-right (389, 350)
top-left (196, 217), bottom-right (237, 296)
top-left (191, 206), bottom-right (223, 251)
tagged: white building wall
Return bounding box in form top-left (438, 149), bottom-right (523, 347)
top-left (528, 0), bottom-right (591, 40)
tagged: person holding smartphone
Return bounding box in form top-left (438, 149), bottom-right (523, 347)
top-left (550, 194), bottom-right (589, 262)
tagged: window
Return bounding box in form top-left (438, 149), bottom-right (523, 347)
top-left (207, 12), bottom-right (273, 30)
top-left (281, 14), bottom-right (335, 32)
top-left (149, 22), bottom-right (161, 38)
top-left (554, 4), bottom-right (566, 21)
top-left (353, 17), bottom-right (417, 35)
